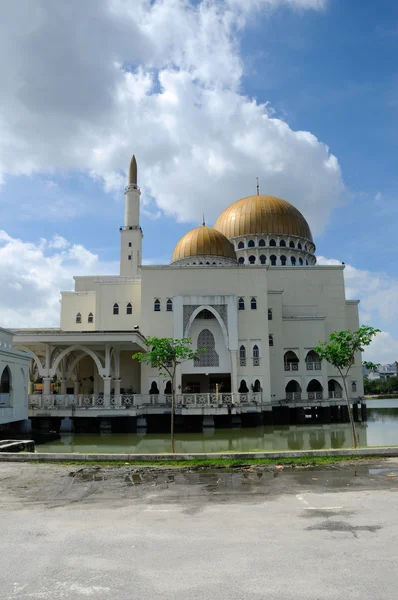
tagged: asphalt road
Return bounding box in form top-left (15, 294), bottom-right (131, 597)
top-left (1, 460), bottom-right (398, 599)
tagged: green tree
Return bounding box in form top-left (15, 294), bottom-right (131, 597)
top-left (315, 326), bottom-right (380, 448)
top-left (132, 337), bottom-right (205, 453)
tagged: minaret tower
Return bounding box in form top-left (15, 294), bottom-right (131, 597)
top-left (120, 154), bottom-right (143, 276)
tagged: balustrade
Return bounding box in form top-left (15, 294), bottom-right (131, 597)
top-left (28, 392), bottom-right (264, 410)
top-left (284, 363), bottom-right (299, 371)
top-left (307, 391), bottom-right (323, 400)
top-left (306, 362), bottom-right (322, 371)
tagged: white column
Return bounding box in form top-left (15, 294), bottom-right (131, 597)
top-left (43, 377), bottom-right (51, 395)
top-left (231, 350), bottom-right (238, 395)
top-left (103, 376), bottom-right (112, 396)
top-left (74, 380), bottom-right (81, 395)
top-left (113, 378), bottom-right (121, 395)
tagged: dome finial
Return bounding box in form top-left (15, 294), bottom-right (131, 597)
top-left (202, 213), bottom-right (205, 226)
top-left (256, 177), bottom-right (260, 196)
top-left (129, 154), bottom-right (137, 185)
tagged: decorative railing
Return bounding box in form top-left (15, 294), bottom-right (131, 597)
top-left (284, 363), bottom-right (299, 371)
top-left (328, 391), bottom-right (343, 399)
top-left (308, 392), bottom-right (323, 400)
top-left (0, 393), bottom-right (10, 407)
top-left (28, 392), bottom-right (264, 410)
top-left (306, 362), bottom-right (322, 371)
top-left (253, 358), bottom-right (260, 366)
top-left (286, 393), bottom-right (302, 401)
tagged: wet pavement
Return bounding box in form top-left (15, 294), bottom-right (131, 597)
top-left (1, 459), bottom-right (398, 599)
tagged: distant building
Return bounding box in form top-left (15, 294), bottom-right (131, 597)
top-left (364, 362), bottom-right (398, 381)
top-left (0, 328), bottom-right (30, 428)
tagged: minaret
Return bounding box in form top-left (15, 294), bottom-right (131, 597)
top-left (120, 154), bottom-right (143, 276)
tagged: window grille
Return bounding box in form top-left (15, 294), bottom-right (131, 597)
top-left (194, 329), bottom-right (219, 367)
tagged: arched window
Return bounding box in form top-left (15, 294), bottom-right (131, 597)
top-left (166, 299), bottom-right (173, 312)
top-left (289, 241), bottom-right (295, 248)
top-left (298, 242), bottom-right (302, 250)
top-left (249, 255), bottom-right (256, 264)
top-left (238, 297), bottom-right (245, 310)
top-left (280, 239), bottom-right (286, 247)
top-left (268, 309), bottom-right (272, 320)
top-left (259, 239), bottom-right (265, 247)
top-left (126, 302), bottom-right (132, 315)
top-left (238, 257), bottom-right (245, 264)
top-left (259, 255), bottom-right (266, 264)
top-left (298, 258), bottom-right (303, 266)
top-left (76, 313), bottom-right (82, 324)
top-left (0, 366), bottom-right (11, 394)
top-left (291, 256), bottom-right (296, 266)
top-left (253, 379), bottom-right (262, 392)
top-left (197, 309), bottom-right (215, 319)
top-left (280, 255), bottom-right (287, 266)
top-left (195, 329), bottom-right (219, 367)
top-left (248, 240), bottom-right (255, 248)
top-left (284, 350), bottom-right (299, 371)
top-left (238, 241), bottom-right (244, 249)
top-left (286, 380), bottom-right (302, 400)
top-left (239, 345), bottom-right (246, 366)
top-left (164, 381), bottom-right (172, 394)
top-left (306, 350), bottom-right (321, 370)
top-left (149, 381), bottom-right (159, 394)
top-left (328, 379), bottom-right (343, 398)
top-left (113, 303), bottom-right (119, 315)
top-left (238, 380), bottom-right (249, 393)
top-left (88, 312), bottom-right (94, 323)
top-left (270, 239), bottom-right (276, 247)
top-left (352, 381), bottom-right (357, 393)
top-left (270, 255), bottom-right (277, 266)
top-left (154, 299), bottom-right (161, 311)
top-left (307, 379), bottom-right (323, 399)
top-left (250, 297), bottom-right (257, 310)
top-left (269, 334), bottom-right (274, 346)
top-left (253, 345), bottom-right (260, 366)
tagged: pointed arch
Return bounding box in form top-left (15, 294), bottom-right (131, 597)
top-left (184, 305), bottom-right (229, 348)
top-left (0, 366), bottom-right (11, 393)
top-left (14, 346), bottom-right (45, 376)
top-left (51, 345), bottom-right (105, 378)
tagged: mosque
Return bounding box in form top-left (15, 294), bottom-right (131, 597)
top-left (12, 155), bottom-right (365, 431)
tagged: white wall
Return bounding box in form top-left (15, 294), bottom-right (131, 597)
top-left (0, 329), bottom-right (30, 426)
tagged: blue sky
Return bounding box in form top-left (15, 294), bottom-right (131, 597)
top-left (0, 0), bottom-right (397, 360)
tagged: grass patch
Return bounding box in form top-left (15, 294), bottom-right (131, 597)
top-left (30, 455), bottom-right (382, 468)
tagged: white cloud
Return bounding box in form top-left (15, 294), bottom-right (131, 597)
top-left (0, 230), bottom-right (118, 328)
top-left (0, 0), bottom-right (342, 233)
top-left (318, 256), bottom-right (398, 363)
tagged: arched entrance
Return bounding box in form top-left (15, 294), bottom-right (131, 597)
top-left (328, 379), bottom-right (343, 399)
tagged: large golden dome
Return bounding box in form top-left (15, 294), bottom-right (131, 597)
top-left (171, 224), bottom-right (237, 264)
top-left (214, 195), bottom-right (313, 242)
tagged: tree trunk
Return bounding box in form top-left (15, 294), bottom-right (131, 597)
top-left (342, 375), bottom-right (357, 448)
top-left (171, 376), bottom-right (175, 454)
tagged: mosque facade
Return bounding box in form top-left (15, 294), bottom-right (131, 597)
top-left (12, 156), bottom-right (364, 427)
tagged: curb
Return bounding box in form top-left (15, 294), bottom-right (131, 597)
top-left (1, 447), bottom-right (398, 463)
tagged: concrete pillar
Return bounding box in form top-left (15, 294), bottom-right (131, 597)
top-left (361, 403), bottom-right (368, 422)
top-left (323, 405), bottom-right (331, 423)
top-left (74, 380), bottom-right (81, 395)
top-left (100, 419), bottom-right (112, 433)
top-left (60, 378), bottom-right (67, 395)
top-left (113, 378), bottom-right (121, 395)
top-left (203, 415), bottom-right (215, 429)
top-left (103, 376), bottom-right (112, 396)
top-left (331, 405), bottom-right (339, 422)
top-left (231, 414), bottom-right (241, 428)
top-left (60, 417), bottom-right (73, 433)
top-left (43, 377), bottom-right (52, 395)
top-left (28, 381), bottom-right (33, 395)
top-left (137, 416), bottom-right (147, 433)
top-left (230, 350), bottom-right (238, 395)
top-left (353, 403), bottom-right (359, 422)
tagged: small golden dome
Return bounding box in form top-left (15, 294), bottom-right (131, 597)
top-left (171, 225), bottom-right (237, 264)
top-left (214, 195), bottom-right (313, 242)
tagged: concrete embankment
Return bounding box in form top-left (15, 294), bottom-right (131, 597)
top-left (1, 446), bottom-right (398, 462)
top-left (0, 440), bottom-right (35, 453)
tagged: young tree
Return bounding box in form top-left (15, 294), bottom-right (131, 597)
top-left (132, 337), bottom-right (205, 453)
top-left (315, 326), bottom-right (380, 448)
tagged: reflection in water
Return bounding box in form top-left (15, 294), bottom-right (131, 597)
top-left (35, 401), bottom-right (398, 454)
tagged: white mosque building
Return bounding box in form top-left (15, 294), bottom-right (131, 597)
top-left (12, 155), bottom-right (364, 430)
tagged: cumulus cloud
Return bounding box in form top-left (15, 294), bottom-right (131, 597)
top-left (318, 256), bottom-right (398, 363)
top-left (0, 0), bottom-right (342, 233)
top-left (0, 230), bottom-right (118, 328)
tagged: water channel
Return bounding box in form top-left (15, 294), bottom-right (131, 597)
top-left (35, 398), bottom-right (398, 453)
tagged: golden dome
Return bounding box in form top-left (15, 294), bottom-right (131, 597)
top-left (171, 224), bottom-right (237, 264)
top-left (214, 195), bottom-right (313, 242)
